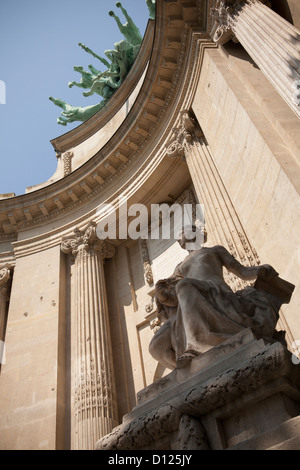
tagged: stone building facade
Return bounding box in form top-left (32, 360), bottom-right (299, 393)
top-left (0, 0), bottom-right (299, 450)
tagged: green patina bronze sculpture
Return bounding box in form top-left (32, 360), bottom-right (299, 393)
top-left (50, 1), bottom-right (155, 126)
top-left (108, 2), bottom-right (143, 46)
top-left (49, 97), bottom-right (105, 126)
top-left (146, 0), bottom-right (156, 20)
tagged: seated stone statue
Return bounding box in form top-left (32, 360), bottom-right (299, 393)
top-left (149, 226), bottom-right (294, 369)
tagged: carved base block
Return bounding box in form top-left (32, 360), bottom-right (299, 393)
top-left (96, 329), bottom-right (300, 450)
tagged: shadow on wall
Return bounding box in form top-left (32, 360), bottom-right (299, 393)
top-left (272, 0), bottom-right (298, 28)
top-left (104, 253), bottom-right (137, 420)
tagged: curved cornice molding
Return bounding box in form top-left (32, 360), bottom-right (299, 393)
top-left (0, 0), bottom-right (216, 249)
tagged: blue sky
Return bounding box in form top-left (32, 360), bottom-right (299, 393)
top-left (0, 0), bottom-right (150, 195)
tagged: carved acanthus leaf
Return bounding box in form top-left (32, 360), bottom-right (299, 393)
top-left (210, 0), bottom-right (272, 45)
top-left (61, 221), bottom-right (115, 260)
top-left (166, 110), bottom-right (203, 159)
top-left (0, 267), bottom-right (10, 286)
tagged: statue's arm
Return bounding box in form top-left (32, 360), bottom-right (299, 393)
top-left (216, 245), bottom-right (278, 281)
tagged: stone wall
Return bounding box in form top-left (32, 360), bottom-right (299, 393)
top-left (0, 245), bottom-right (65, 449)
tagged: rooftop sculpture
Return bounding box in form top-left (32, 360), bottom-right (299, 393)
top-left (49, 1), bottom-right (155, 126)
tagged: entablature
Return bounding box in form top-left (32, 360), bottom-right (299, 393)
top-left (0, 0), bottom-right (216, 248)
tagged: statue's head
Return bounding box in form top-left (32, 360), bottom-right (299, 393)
top-left (177, 224), bottom-right (207, 251)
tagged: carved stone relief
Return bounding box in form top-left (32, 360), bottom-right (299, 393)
top-left (62, 151), bottom-right (74, 176)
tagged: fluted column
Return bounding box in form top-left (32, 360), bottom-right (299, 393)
top-left (210, 0), bottom-right (300, 117)
top-left (61, 222), bottom-right (118, 450)
top-left (166, 110), bottom-right (261, 291)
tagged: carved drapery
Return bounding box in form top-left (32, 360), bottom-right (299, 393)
top-left (61, 222), bottom-right (118, 450)
top-left (210, 0), bottom-right (300, 117)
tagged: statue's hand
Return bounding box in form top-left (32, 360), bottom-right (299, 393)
top-left (257, 264), bottom-right (279, 281)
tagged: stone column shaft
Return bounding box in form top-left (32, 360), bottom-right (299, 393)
top-left (211, 0), bottom-right (300, 117)
top-left (184, 132), bottom-right (261, 292)
top-left (62, 222), bottom-right (117, 450)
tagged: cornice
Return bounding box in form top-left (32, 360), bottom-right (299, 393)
top-left (0, 0), bottom-right (216, 249)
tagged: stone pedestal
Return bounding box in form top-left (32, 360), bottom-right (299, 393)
top-left (96, 329), bottom-right (300, 450)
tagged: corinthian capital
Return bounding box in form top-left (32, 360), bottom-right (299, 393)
top-left (210, 0), bottom-right (272, 45)
top-left (210, 0), bottom-right (239, 45)
top-left (166, 110), bottom-right (203, 159)
top-left (61, 221), bottom-right (115, 260)
top-left (0, 267), bottom-right (10, 287)
top-left (0, 266), bottom-right (11, 298)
